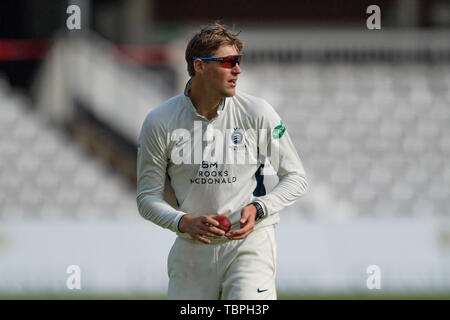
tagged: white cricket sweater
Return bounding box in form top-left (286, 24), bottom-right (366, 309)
top-left (136, 79), bottom-right (308, 240)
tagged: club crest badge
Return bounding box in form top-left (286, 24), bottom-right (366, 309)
top-left (231, 128), bottom-right (244, 145)
top-left (272, 120), bottom-right (286, 139)
top-left (230, 128), bottom-right (246, 151)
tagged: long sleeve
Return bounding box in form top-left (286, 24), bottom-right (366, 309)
top-left (136, 113), bottom-right (186, 232)
top-left (253, 100), bottom-right (308, 217)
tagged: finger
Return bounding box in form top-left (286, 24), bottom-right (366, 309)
top-left (240, 211), bottom-right (250, 224)
top-left (229, 233), bottom-right (249, 240)
top-left (206, 226), bottom-right (226, 237)
top-left (236, 218), bottom-right (254, 234)
top-left (196, 233), bottom-right (211, 244)
top-left (240, 209), bottom-right (256, 226)
top-left (203, 216), bottom-right (220, 227)
top-left (227, 224), bottom-right (253, 238)
top-left (202, 230), bottom-right (222, 239)
top-left (228, 229), bottom-right (253, 240)
top-left (200, 223), bottom-right (225, 234)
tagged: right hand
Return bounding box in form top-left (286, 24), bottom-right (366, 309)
top-left (178, 214), bottom-right (226, 244)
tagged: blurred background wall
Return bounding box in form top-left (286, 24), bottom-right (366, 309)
top-left (0, 0), bottom-right (449, 298)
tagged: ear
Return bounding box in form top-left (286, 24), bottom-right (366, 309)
top-left (193, 59), bottom-right (204, 75)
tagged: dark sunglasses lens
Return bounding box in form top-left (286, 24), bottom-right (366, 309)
top-left (220, 56), bottom-right (241, 68)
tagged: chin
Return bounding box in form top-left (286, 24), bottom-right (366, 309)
top-left (223, 88), bottom-right (236, 97)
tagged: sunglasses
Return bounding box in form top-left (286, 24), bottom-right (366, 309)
top-left (192, 55), bottom-right (242, 68)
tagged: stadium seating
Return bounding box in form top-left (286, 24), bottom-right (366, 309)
top-left (239, 62), bottom-right (450, 218)
top-left (0, 77), bottom-right (138, 220)
top-left (2, 31), bottom-right (449, 221)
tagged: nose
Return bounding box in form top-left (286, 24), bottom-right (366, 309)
top-left (232, 62), bottom-right (241, 74)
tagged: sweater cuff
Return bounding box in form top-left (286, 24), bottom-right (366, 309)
top-left (252, 199), bottom-right (268, 219)
top-left (175, 213), bottom-right (187, 233)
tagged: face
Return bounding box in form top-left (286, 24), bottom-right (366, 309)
top-left (195, 45), bottom-right (242, 98)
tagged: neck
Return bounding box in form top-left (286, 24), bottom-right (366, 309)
top-left (189, 78), bottom-right (223, 120)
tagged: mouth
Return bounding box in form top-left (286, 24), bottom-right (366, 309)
top-left (228, 79), bottom-right (237, 87)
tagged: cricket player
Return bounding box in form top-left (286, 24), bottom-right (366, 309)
top-left (136, 22), bottom-right (307, 300)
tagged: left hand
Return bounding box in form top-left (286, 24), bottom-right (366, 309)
top-left (225, 204), bottom-right (257, 240)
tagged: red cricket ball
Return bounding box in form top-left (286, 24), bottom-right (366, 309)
top-left (216, 215), bottom-right (231, 232)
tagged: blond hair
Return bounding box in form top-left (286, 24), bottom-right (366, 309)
top-left (185, 21), bottom-right (243, 77)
